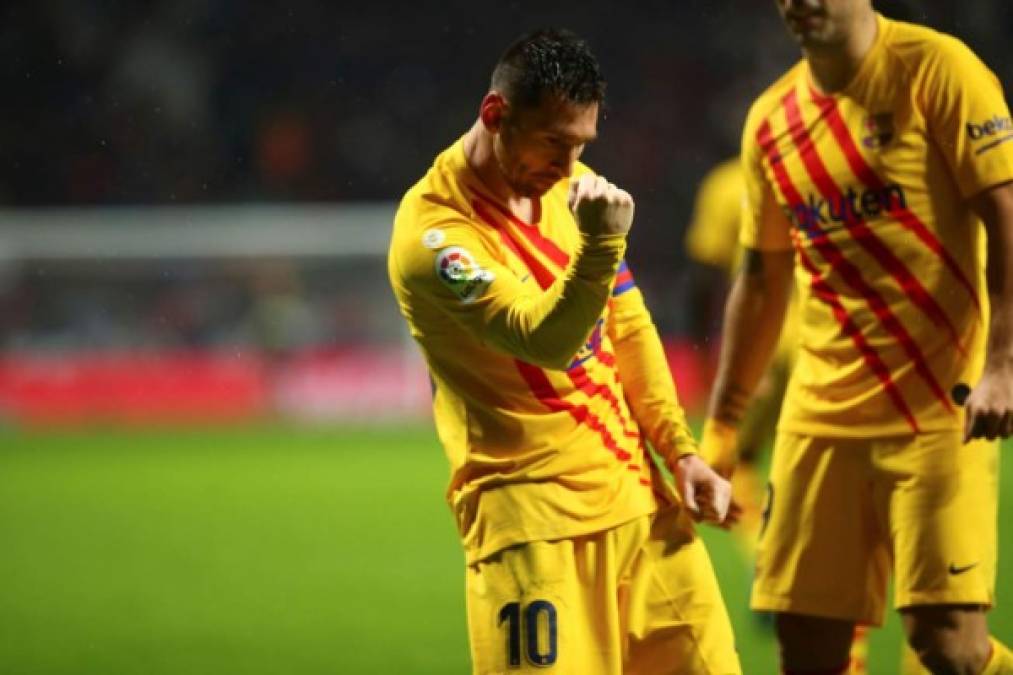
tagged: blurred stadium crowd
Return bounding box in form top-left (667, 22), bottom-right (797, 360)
top-left (1, 0), bottom-right (1011, 355)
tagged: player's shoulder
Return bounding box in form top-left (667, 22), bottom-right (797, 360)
top-left (702, 158), bottom-right (743, 189)
top-left (882, 17), bottom-right (988, 81)
top-left (394, 141), bottom-right (470, 240)
top-left (742, 62), bottom-right (806, 145)
top-left (391, 140), bottom-right (475, 277)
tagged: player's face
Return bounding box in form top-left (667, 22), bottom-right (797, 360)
top-left (495, 95), bottom-right (599, 198)
top-left (775, 0), bottom-right (868, 48)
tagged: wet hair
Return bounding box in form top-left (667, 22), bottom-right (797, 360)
top-left (490, 29), bottom-right (606, 109)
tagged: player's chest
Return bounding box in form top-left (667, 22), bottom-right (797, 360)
top-left (766, 89), bottom-right (933, 239)
top-left (497, 213), bottom-right (581, 291)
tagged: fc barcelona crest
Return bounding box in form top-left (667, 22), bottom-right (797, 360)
top-left (862, 112), bottom-right (894, 149)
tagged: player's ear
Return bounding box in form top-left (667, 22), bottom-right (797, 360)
top-left (479, 92), bottom-right (507, 133)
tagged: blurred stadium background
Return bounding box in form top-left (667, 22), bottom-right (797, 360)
top-left (1, 2), bottom-right (1011, 673)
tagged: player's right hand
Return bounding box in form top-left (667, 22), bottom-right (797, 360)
top-left (674, 454), bottom-right (739, 527)
top-left (568, 174), bottom-right (634, 237)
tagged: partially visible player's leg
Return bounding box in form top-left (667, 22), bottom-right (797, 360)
top-left (900, 605), bottom-right (990, 673)
top-left (465, 531), bottom-right (623, 674)
top-left (623, 506), bottom-right (741, 675)
top-left (879, 432), bottom-right (1006, 674)
top-left (752, 433), bottom-right (891, 672)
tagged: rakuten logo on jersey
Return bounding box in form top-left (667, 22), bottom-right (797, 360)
top-left (783, 184), bottom-right (908, 236)
top-left (966, 115), bottom-right (1013, 140)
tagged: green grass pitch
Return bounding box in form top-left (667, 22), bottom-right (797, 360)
top-left (0, 423), bottom-right (1009, 674)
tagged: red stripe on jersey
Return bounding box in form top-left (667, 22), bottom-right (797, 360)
top-left (784, 90), bottom-right (965, 356)
top-left (757, 118), bottom-right (921, 431)
top-left (567, 365), bottom-right (641, 440)
top-left (515, 360), bottom-right (635, 463)
top-left (592, 344), bottom-right (617, 367)
top-left (472, 199), bottom-right (556, 290)
top-left (818, 97), bottom-right (982, 314)
top-left (795, 235), bottom-right (921, 432)
top-left (781, 90), bottom-right (954, 413)
top-left (470, 187), bottom-right (571, 269)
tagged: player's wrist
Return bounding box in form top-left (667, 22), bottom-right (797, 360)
top-left (700, 418), bottom-right (739, 474)
top-left (574, 233), bottom-right (626, 282)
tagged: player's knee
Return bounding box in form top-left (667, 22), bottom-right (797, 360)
top-left (903, 608), bottom-right (990, 674)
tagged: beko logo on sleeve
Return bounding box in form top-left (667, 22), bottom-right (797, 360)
top-left (966, 115), bottom-right (1012, 140)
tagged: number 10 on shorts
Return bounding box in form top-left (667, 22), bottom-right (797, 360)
top-left (498, 600), bottom-right (558, 667)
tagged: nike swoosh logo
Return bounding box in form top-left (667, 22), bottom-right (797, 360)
top-left (948, 562), bottom-right (979, 575)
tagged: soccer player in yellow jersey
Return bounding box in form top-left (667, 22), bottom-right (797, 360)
top-left (700, 1), bottom-right (1013, 673)
top-left (389, 29), bottom-right (740, 674)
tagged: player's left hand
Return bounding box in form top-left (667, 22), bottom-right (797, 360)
top-left (673, 454), bottom-right (739, 527)
top-left (964, 366), bottom-right (1013, 442)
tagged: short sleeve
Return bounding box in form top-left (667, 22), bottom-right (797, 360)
top-left (740, 101), bottom-right (794, 252)
top-left (919, 36), bottom-right (1013, 198)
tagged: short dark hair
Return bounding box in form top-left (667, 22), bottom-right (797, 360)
top-left (490, 29), bottom-right (606, 109)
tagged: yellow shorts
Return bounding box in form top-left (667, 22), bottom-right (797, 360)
top-left (465, 507), bottom-right (741, 674)
top-left (751, 430), bottom-right (998, 625)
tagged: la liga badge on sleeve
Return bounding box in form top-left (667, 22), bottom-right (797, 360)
top-left (434, 246), bottom-right (495, 303)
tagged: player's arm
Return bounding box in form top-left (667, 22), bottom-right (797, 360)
top-left (606, 272), bottom-right (732, 524)
top-left (965, 180), bottom-right (1013, 441)
top-left (703, 245), bottom-right (794, 474)
top-left (393, 175), bottom-right (633, 370)
top-left (699, 117), bottom-right (796, 475)
top-left (916, 36), bottom-right (1013, 440)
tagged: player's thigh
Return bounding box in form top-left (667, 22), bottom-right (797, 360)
top-left (880, 431), bottom-right (998, 609)
top-left (624, 507), bottom-right (741, 675)
top-left (752, 432), bottom-right (890, 625)
top-left (465, 534), bottom-right (621, 675)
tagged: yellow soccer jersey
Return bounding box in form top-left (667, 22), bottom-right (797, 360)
top-left (741, 14), bottom-right (1013, 437)
top-left (686, 157), bottom-right (745, 274)
top-left (389, 138), bottom-right (697, 563)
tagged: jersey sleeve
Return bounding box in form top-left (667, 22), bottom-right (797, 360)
top-left (740, 100), bottom-right (795, 252)
top-left (389, 206), bottom-right (626, 371)
top-left (606, 261), bottom-right (698, 463)
top-left (918, 35), bottom-right (1013, 198)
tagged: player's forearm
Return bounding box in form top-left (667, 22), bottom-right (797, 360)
top-left (976, 182), bottom-right (1013, 373)
top-left (494, 232), bottom-right (626, 369)
top-left (613, 322), bottom-right (698, 461)
top-left (983, 233), bottom-right (1013, 374)
top-left (707, 250), bottom-right (793, 427)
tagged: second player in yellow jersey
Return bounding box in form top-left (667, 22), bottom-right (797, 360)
top-left (701, 2), bottom-right (1013, 673)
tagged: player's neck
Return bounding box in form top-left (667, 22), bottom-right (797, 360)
top-left (463, 121), bottom-right (533, 215)
top-left (803, 11), bottom-right (878, 94)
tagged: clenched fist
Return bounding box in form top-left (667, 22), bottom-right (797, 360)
top-left (568, 174), bottom-right (635, 237)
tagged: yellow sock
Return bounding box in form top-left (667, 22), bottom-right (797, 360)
top-left (980, 637), bottom-right (1013, 675)
top-left (849, 625), bottom-right (869, 674)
